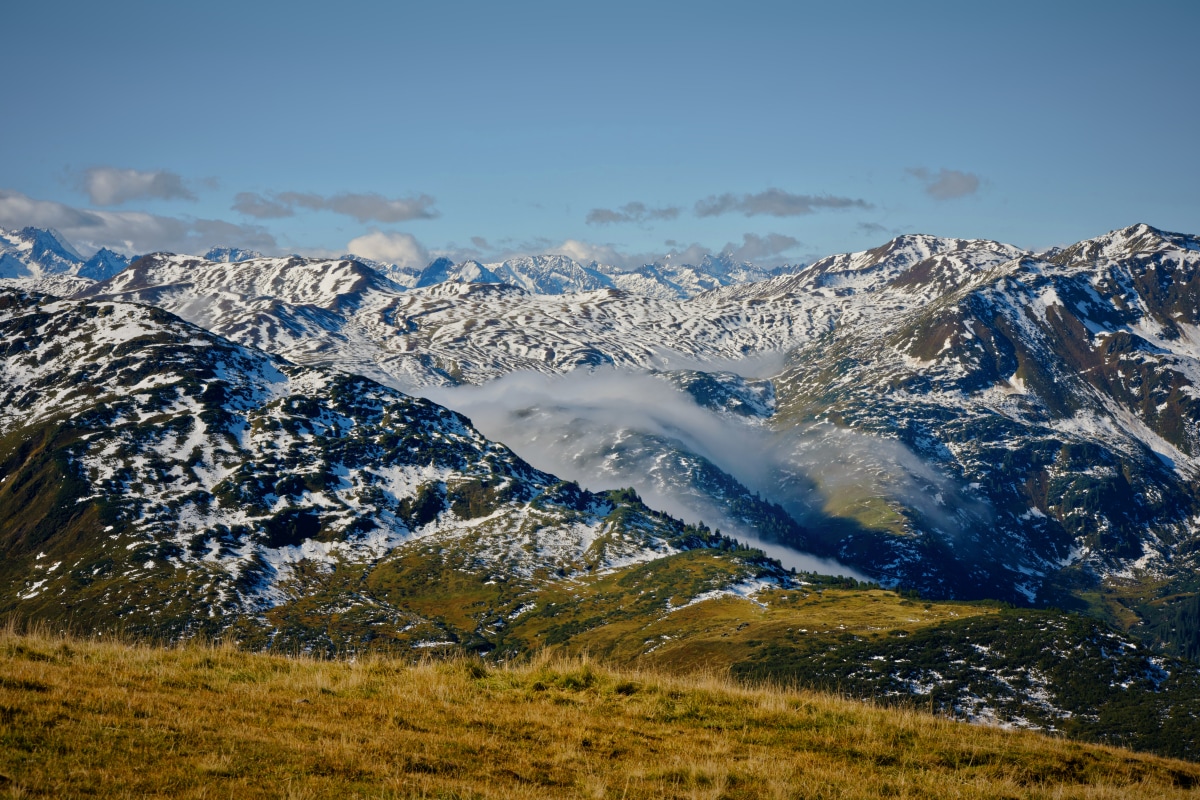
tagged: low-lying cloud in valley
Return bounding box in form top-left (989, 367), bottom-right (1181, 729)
top-left (421, 367), bottom-right (992, 579)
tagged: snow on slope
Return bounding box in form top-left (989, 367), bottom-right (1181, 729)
top-left (9, 223), bottom-right (1200, 602)
top-left (0, 288), bottom-right (742, 640)
top-left (0, 227), bottom-right (130, 294)
top-left (72, 233), bottom-right (1024, 390)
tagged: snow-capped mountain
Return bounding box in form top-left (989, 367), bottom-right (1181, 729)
top-left (0, 227), bottom-right (131, 294)
top-left (4, 223), bottom-right (1200, 658)
top-left (0, 287), bottom-right (771, 648)
top-left (0, 227), bottom-right (83, 276)
top-left (414, 257), bottom-right (503, 288)
top-left (77, 247), bottom-right (132, 281)
top-left (203, 246), bottom-right (265, 263)
top-left (765, 225), bottom-right (1200, 611)
top-left (69, 249), bottom-right (831, 388)
top-left (743, 233), bottom-right (1025, 299)
top-left (401, 251), bottom-right (786, 299)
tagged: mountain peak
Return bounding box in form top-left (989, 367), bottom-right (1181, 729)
top-left (1050, 223), bottom-right (1198, 266)
top-left (78, 246), bottom-right (131, 281)
top-left (20, 226), bottom-right (83, 261)
top-left (204, 246), bottom-right (265, 263)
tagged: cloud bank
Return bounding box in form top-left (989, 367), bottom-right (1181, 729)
top-left (0, 188), bottom-right (274, 256)
top-left (907, 167), bottom-right (981, 200)
top-left (422, 368), bottom-right (859, 575)
top-left (422, 367), bottom-right (989, 577)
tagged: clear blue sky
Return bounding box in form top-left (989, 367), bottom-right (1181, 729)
top-left (2, 0), bottom-right (1197, 267)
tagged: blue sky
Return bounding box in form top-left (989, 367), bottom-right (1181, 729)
top-left (2, 0), bottom-right (1197, 267)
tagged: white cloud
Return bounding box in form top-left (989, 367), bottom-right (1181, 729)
top-left (661, 241), bottom-right (715, 266)
top-left (345, 229), bottom-right (429, 268)
top-left (0, 188), bottom-right (275, 256)
top-left (551, 239), bottom-right (636, 268)
top-left (81, 167), bottom-right (196, 206)
top-left (0, 189), bottom-right (103, 230)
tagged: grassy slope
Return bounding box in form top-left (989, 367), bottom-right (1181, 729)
top-left (3, 630), bottom-right (1199, 800)
top-left (510, 559), bottom-right (989, 671)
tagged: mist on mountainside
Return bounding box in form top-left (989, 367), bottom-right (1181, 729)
top-left (421, 366), bottom-right (994, 579)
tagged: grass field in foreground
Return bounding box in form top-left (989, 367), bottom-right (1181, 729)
top-left (2, 629), bottom-right (1198, 799)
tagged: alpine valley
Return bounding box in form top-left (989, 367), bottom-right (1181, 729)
top-left (3, 222), bottom-right (1200, 759)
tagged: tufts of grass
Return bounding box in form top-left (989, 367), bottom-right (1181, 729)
top-left (1, 625), bottom-right (1199, 798)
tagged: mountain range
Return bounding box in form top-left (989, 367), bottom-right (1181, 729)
top-left (2, 222), bottom-right (1200, 755)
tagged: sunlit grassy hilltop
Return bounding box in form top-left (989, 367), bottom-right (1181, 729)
top-left (2, 628), bottom-right (1198, 799)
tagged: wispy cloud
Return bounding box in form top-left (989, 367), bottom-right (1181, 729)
top-left (232, 192), bottom-right (294, 219)
top-left (80, 167), bottom-right (196, 206)
top-left (234, 190), bottom-right (438, 223)
top-left (0, 188), bottom-right (274, 255)
top-left (907, 167), bottom-right (980, 200)
top-left (856, 221), bottom-right (907, 238)
top-left (586, 201), bottom-right (681, 225)
top-left (695, 188), bottom-right (872, 218)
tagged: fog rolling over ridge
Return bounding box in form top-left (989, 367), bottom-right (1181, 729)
top-left (422, 367), bottom-right (990, 579)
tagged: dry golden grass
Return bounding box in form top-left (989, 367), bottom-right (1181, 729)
top-left (2, 626), bottom-right (1198, 799)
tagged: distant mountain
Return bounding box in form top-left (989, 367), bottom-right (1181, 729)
top-left (403, 251), bottom-right (787, 299)
top-left (77, 247), bottom-right (132, 281)
top-left (69, 247), bottom-right (824, 388)
top-left (0, 227), bottom-right (130, 293)
top-left (203, 246), bottom-right (264, 263)
top-left (0, 226), bottom-right (801, 304)
top-left (414, 257), bottom-right (503, 288)
top-left (411, 254), bottom-right (616, 294)
top-left (0, 227), bottom-right (82, 270)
